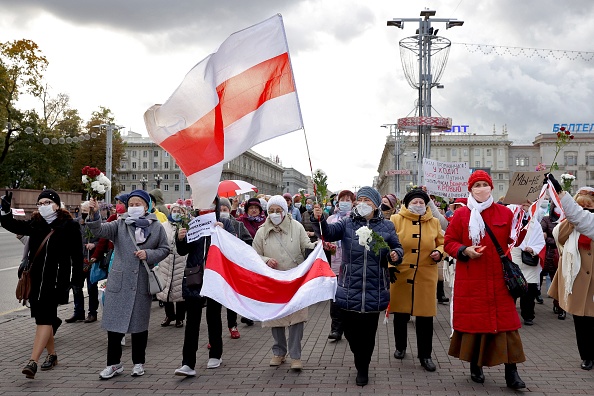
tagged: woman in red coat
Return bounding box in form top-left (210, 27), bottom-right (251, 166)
top-left (444, 171), bottom-right (526, 390)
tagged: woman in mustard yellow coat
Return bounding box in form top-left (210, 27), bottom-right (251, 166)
top-left (390, 189), bottom-right (444, 372)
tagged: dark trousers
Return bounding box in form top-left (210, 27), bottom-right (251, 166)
top-left (573, 315), bottom-right (594, 360)
top-left (393, 313), bottom-right (434, 359)
top-left (164, 301), bottom-right (187, 321)
top-left (206, 298), bottom-right (224, 359)
top-left (519, 283), bottom-right (539, 320)
top-left (72, 271), bottom-right (99, 317)
top-left (181, 298), bottom-right (204, 369)
top-left (329, 300), bottom-right (343, 335)
top-left (107, 330), bottom-right (148, 365)
top-left (342, 309), bottom-right (380, 373)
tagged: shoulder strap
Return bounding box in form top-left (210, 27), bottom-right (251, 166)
top-left (483, 224), bottom-right (506, 257)
top-left (31, 229), bottom-right (55, 265)
top-left (126, 225), bottom-right (152, 271)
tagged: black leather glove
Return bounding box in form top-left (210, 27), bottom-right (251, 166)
top-left (544, 173), bottom-right (562, 193)
top-left (388, 266), bottom-right (399, 283)
top-left (1, 191), bottom-right (12, 213)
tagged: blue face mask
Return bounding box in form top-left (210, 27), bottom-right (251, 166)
top-left (325, 205), bottom-right (332, 211)
top-left (338, 201), bottom-right (351, 213)
top-left (306, 204), bottom-right (313, 211)
top-left (171, 213), bottom-right (182, 222)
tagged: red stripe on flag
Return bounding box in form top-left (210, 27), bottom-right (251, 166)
top-left (159, 53), bottom-right (295, 176)
top-left (206, 245), bottom-right (334, 304)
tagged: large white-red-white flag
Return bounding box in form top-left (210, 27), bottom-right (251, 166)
top-left (144, 14), bottom-right (303, 209)
top-left (201, 227), bottom-right (337, 322)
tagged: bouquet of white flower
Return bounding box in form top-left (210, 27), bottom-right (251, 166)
top-left (560, 173), bottom-right (575, 192)
top-left (355, 226), bottom-right (390, 255)
top-left (82, 166), bottom-right (111, 199)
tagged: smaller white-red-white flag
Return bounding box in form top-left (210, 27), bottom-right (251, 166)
top-left (202, 227), bottom-right (337, 322)
top-left (144, 14), bottom-right (303, 209)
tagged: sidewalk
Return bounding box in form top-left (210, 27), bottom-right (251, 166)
top-left (0, 293), bottom-right (592, 395)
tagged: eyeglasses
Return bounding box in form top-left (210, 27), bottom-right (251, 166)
top-left (268, 209), bottom-right (284, 214)
top-left (36, 200), bottom-right (53, 207)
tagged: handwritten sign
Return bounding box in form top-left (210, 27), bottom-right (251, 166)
top-left (186, 212), bottom-right (216, 243)
top-left (503, 172), bottom-right (546, 204)
top-left (423, 159), bottom-right (470, 198)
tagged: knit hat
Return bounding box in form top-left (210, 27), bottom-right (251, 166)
top-left (283, 193), bottom-right (293, 201)
top-left (453, 198), bottom-right (467, 206)
top-left (127, 189), bottom-right (151, 207)
top-left (114, 193), bottom-right (129, 205)
top-left (402, 188), bottom-right (429, 208)
top-left (219, 197), bottom-right (232, 211)
top-left (468, 170), bottom-right (494, 191)
top-left (259, 198), bottom-right (268, 211)
top-left (267, 195), bottom-right (288, 214)
top-left (246, 197), bottom-right (263, 213)
top-left (337, 189), bottom-right (355, 202)
top-left (383, 193), bottom-right (398, 209)
top-left (356, 186), bottom-right (381, 208)
top-left (38, 189), bottom-right (61, 207)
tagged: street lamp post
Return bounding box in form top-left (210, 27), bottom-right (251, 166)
top-left (93, 123), bottom-right (125, 204)
top-left (140, 177), bottom-right (148, 190)
top-left (154, 174), bottom-right (163, 189)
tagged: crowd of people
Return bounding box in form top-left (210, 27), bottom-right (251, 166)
top-left (1, 170), bottom-right (593, 388)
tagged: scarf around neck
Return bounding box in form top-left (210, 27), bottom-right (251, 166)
top-left (125, 214), bottom-right (156, 244)
top-left (466, 194), bottom-right (494, 246)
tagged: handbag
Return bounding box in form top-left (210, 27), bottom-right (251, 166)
top-left (126, 226), bottom-right (165, 295)
top-left (89, 261), bottom-right (108, 284)
top-left (184, 267), bottom-right (202, 288)
top-left (16, 230), bottom-right (54, 305)
top-left (521, 250), bottom-right (539, 266)
top-left (484, 225), bottom-right (528, 299)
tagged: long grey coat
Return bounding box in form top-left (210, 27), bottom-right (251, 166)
top-left (86, 214), bottom-right (169, 333)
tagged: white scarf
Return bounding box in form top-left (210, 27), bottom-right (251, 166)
top-left (553, 222), bottom-right (581, 301)
top-left (466, 193), bottom-right (494, 246)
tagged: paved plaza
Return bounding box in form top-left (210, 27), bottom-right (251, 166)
top-left (0, 291), bottom-right (592, 395)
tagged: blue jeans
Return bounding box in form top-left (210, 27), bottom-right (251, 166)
top-left (72, 270), bottom-right (99, 317)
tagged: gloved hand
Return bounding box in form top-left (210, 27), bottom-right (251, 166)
top-left (544, 173), bottom-right (562, 194)
top-left (1, 191), bottom-right (12, 213)
top-left (388, 266), bottom-right (399, 283)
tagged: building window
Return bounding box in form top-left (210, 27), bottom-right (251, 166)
top-left (163, 184), bottom-right (169, 191)
top-left (586, 152), bottom-right (594, 165)
top-left (451, 148), bottom-right (457, 156)
top-left (463, 149), bottom-right (468, 156)
top-left (174, 184), bottom-right (180, 191)
top-left (121, 185), bottom-right (126, 191)
top-left (498, 148), bottom-right (503, 156)
top-left (143, 150), bottom-right (148, 158)
top-left (153, 162), bottom-right (158, 169)
top-left (164, 162), bottom-right (169, 169)
top-left (185, 185), bottom-right (190, 191)
top-left (486, 161), bottom-right (492, 167)
top-left (498, 173), bottom-right (504, 180)
top-left (174, 163), bottom-right (179, 169)
top-left (153, 150), bottom-right (158, 157)
top-left (164, 174), bottom-right (169, 180)
top-left (499, 184), bottom-right (504, 191)
top-left (131, 184), bottom-right (137, 190)
top-left (174, 173), bottom-right (180, 180)
top-left (131, 151), bottom-right (137, 158)
top-left (498, 160), bottom-right (503, 168)
top-left (475, 148), bottom-right (481, 156)
top-left (164, 152), bottom-right (169, 157)
top-left (587, 171), bottom-right (594, 180)
top-left (515, 157), bottom-right (529, 167)
top-left (486, 149), bottom-right (492, 156)
top-left (132, 162), bottom-right (137, 169)
top-left (121, 175), bottom-right (126, 180)
top-left (132, 174), bottom-right (137, 180)
top-left (121, 163), bottom-right (127, 170)
top-left (475, 161), bottom-right (481, 167)
top-left (142, 162), bottom-right (148, 169)
top-left (565, 152), bottom-right (578, 166)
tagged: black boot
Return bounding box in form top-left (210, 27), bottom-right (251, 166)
top-left (355, 366), bottom-right (368, 386)
top-left (436, 281), bottom-right (449, 303)
top-left (470, 362), bottom-right (484, 383)
top-left (504, 363), bottom-right (526, 389)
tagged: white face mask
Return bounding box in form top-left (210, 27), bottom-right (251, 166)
top-left (219, 211), bottom-right (230, 219)
top-left (128, 206), bottom-right (145, 218)
top-left (294, 203), bottom-right (301, 208)
top-left (408, 204), bottom-right (427, 215)
top-left (38, 205), bottom-right (56, 218)
top-left (355, 202), bottom-right (373, 217)
top-left (338, 201), bottom-right (351, 213)
top-left (269, 213), bottom-right (283, 225)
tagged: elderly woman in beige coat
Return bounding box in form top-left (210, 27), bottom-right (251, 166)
top-left (252, 195), bottom-right (317, 371)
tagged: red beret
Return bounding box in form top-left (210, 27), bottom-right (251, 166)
top-left (468, 170), bottom-right (493, 191)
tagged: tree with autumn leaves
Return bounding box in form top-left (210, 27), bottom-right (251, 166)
top-left (0, 39), bottom-right (125, 196)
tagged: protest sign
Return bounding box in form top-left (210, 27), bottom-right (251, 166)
top-left (186, 212), bottom-right (217, 243)
top-left (422, 159), bottom-right (470, 198)
top-left (503, 172), bottom-right (546, 204)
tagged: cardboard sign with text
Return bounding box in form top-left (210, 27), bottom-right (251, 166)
top-left (422, 158), bottom-right (470, 198)
top-left (504, 172), bottom-right (546, 204)
top-left (186, 212), bottom-right (216, 243)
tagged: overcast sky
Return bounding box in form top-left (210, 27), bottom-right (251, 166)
top-left (2, 0), bottom-right (593, 193)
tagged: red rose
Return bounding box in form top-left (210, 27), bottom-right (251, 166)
top-left (557, 132), bottom-right (561, 137)
top-left (570, 135), bottom-right (574, 139)
top-left (82, 166), bottom-right (89, 175)
top-left (560, 127), bottom-right (566, 131)
top-left (565, 131), bottom-right (571, 135)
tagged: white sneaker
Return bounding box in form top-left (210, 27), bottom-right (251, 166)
top-left (131, 363), bottom-right (145, 377)
top-left (99, 363), bottom-right (124, 379)
top-left (207, 358), bottom-right (222, 369)
top-left (174, 365), bottom-right (196, 376)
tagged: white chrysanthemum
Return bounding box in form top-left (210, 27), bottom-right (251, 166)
top-left (561, 173), bottom-right (575, 181)
top-left (96, 185), bottom-right (106, 194)
top-left (91, 180), bottom-right (101, 190)
top-left (82, 175), bottom-right (89, 183)
top-left (355, 226), bottom-right (373, 250)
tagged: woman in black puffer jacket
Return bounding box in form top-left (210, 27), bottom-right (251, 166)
top-left (1, 190), bottom-right (83, 379)
top-left (313, 186), bottom-right (403, 387)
